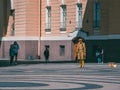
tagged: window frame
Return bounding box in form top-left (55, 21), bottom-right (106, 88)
top-left (93, 1), bottom-right (101, 29)
top-left (60, 4), bottom-right (67, 31)
top-left (76, 3), bottom-right (82, 29)
top-left (59, 45), bottom-right (65, 56)
top-left (45, 6), bottom-right (51, 32)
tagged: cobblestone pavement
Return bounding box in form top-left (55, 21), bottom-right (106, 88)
top-left (0, 63), bottom-right (120, 90)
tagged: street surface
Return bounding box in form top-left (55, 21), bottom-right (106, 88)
top-left (0, 63), bottom-right (120, 90)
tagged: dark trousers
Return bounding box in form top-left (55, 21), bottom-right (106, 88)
top-left (45, 56), bottom-right (49, 63)
top-left (10, 56), bottom-right (14, 65)
top-left (14, 53), bottom-right (18, 63)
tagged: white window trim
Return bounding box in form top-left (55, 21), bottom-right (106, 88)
top-left (61, 0), bottom-right (64, 4)
top-left (60, 31), bottom-right (66, 33)
top-left (60, 7), bottom-right (63, 23)
top-left (46, 32), bottom-right (51, 34)
top-left (78, 0), bottom-right (81, 3)
top-left (47, 0), bottom-right (50, 6)
top-left (10, 0), bottom-right (14, 9)
top-left (60, 5), bottom-right (66, 29)
top-left (76, 3), bottom-right (82, 28)
top-left (46, 8), bottom-right (48, 24)
top-left (45, 6), bottom-right (51, 30)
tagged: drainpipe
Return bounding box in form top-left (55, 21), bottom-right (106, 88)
top-left (37, 0), bottom-right (41, 59)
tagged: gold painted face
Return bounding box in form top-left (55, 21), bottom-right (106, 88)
top-left (78, 39), bottom-right (82, 43)
top-left (78, 39), bottom-right (82, 41)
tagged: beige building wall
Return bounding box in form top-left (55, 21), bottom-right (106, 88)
top-left (1, 0), bottom-right (88, 60)
top-left (41, 0), bottom-right (87, 37)
top-left (1, 0), bottom-right (120, 61)
top-left (13, 0), bottom-right (27, 36)
top-left (40, 0), bottom-right (88, 61)
top-left (0, 0), bottom-right (40, 59)
top-left (13, 0), bottom-right (40, 36)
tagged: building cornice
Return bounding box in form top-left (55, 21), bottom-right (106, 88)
top-left (1, 34), bottom-right (120, 41)
top-left (85, 35), bottom-right (120, 40)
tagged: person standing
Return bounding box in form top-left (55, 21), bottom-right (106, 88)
top-left (13, 41), bottom-right (19, 64)
top-left (44, 47), bottom-right (49, 63)
top-left (96, 46), bottom-right (103, 64)
top-left (74, 43), bottom-right (78, 63)
top-left (9, 44), bottom-right (15, 65)
top-left (96, 49), bottom-right (101, 64)
top-left (101, 48), bottom-right (104, 63)
top-left (76, 38), bottom-right (86, 68)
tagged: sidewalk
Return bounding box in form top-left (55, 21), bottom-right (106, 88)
top-left (0, 58), bottom-right (75, 67)
top-left (1, 58), bottom-right (118, 67)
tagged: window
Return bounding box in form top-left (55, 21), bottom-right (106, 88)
top-left (76, 3), bottom-right (82, 29)
top-left (45, 6), bottom-right (51, 32)
top-left (60, 5), bottom-right (66, 31)
top-left (60, 45), bottom-right (65, 56)
top-left (93, 1), bottom-right (100, 29)
top-left (45, 0), bottom-right (51, 32)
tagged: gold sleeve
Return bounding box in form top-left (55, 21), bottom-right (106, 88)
top-left (83, 43), bottom-right (86, 53)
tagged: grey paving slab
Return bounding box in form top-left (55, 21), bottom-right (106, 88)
top-left (0, 63), bottom-right (120, 90)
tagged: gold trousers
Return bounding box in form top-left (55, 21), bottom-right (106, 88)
top-left (79, 59), bottom-right (84, 68)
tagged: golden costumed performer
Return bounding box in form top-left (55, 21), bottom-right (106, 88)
top-left (77, 38), bottom-right (86, 68)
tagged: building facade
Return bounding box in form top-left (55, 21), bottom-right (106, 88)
top-left (0, 0), bottom-right (120, 62)
top-left (82, 0), bottom-right (120, 62)
top-left (0, 0), bottom-right (40, 60)
top-left (40, 0), bottom-right (87, 61)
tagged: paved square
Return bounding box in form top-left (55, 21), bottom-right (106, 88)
top-left (0, 63), bottom-right (120, 90)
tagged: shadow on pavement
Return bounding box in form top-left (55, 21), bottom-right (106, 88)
top-left (0, 59), bottom-right (75, 67)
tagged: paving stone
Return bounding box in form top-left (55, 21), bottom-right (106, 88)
top-left (0, 63), bottom-right (119, 90)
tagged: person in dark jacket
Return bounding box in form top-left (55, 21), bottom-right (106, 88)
top-left (9, 44), bottom-right (14, 65)
top-left (44, 47), bottom-right (49, 63)
top-left (96, 49), bottom-right (101, 64)
top-left (13, 41), bottom-right (19, 64)
top-left (96, 46), bottom-right (102, 64)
